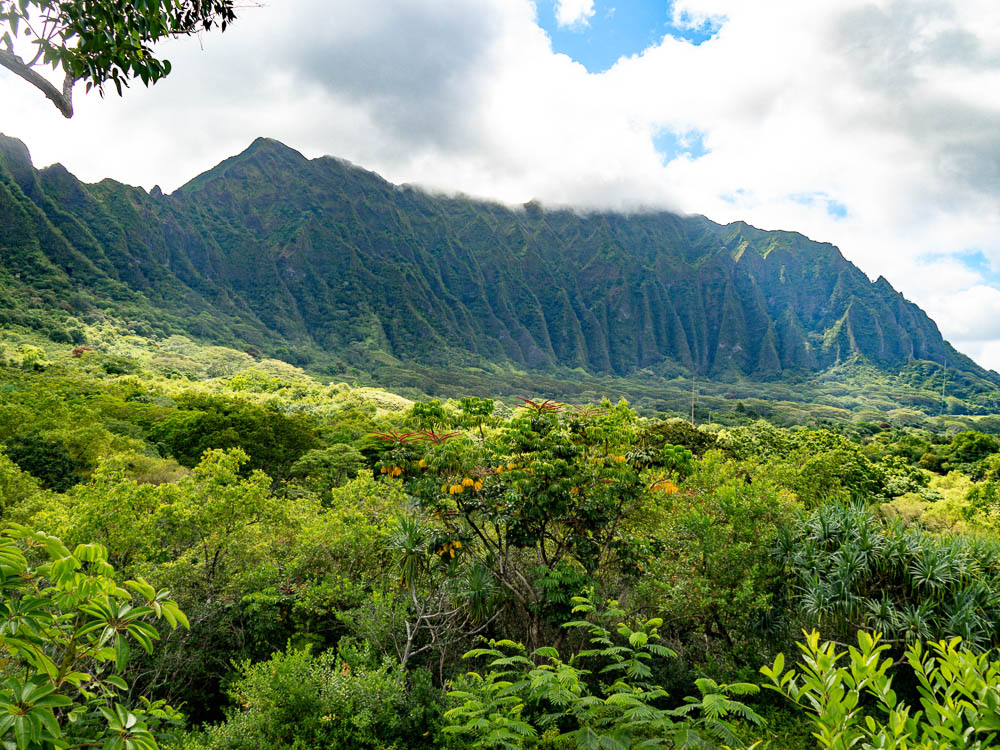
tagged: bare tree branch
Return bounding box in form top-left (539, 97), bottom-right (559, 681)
top-left (0, 49), bottom-right (73, 117)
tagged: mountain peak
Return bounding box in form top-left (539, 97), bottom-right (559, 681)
top-left (0, 133), bottom-right (31, 157)
top-left (0, 134), bottom-right (35, 175)
top-left (243, 136), bottom-right (305, 159)
top-left (874, 275), bottom-right (896, 292)
top-left (178, 136), bottom-right (308, 193)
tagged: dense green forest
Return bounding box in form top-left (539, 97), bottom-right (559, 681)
top-left (5, 322), bottom-right (1000, 748)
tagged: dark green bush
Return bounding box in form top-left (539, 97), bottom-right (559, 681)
top-left (150, 395), bottom-right (318, 479)
top-left (189, 645), bottom-right (443, 750)
top-left (4, 432), bottom-right (87, 491)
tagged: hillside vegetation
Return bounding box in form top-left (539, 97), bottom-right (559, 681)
top-left (1, 329), bottom-right (1000, 747)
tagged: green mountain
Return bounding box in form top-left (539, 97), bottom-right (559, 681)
top-left (0, 133), bottom-right (997, 411)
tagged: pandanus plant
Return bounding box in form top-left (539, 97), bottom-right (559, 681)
top-left (777, 503), bottom-right (1000, 650)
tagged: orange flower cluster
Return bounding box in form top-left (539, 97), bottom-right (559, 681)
top-left (651, 478), bottom-right (680, 494)
top-left (438, 540), bottom-right (462, 558)
top-left (379, 465), bottom-right (404, 477)
top-left (443, 477), bottom-right (483, 494)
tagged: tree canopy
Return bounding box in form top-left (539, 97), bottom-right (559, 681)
top-left (0, 0), bottom-right (237, 117)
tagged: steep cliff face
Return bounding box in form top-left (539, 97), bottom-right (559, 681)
top-left (0, 134), bottom-right (992, 390)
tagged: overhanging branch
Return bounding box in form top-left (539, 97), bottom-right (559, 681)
top-left (0, 49), bottom-right (74, 117)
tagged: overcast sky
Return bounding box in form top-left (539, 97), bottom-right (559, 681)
top-left (2, 0), bottom-right (1000, 371)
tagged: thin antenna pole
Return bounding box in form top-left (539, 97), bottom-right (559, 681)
top-left (690, 378), bottom-right (696, 425)
top-left (940, 358), bottom-right (948, 414)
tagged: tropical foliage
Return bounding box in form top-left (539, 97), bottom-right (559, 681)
top-left (0, 325), bottom-right (1000, 747)
top-left (0, 526), bottom-right (186, 749)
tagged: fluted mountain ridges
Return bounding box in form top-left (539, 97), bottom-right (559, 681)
top-left (0, 134), bottom-right (995, 396)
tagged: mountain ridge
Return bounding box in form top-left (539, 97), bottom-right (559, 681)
top-left (0, 133), bottom-right (997, 411)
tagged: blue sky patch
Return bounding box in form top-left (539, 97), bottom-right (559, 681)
top-left (720, 188), bottom-right (747, 205)
top-left (925, 249), bottom-right (1000, 286)
top-left (790, 191), bottom-right (849, 220)
top-left (537, 1), bottom-right (722, 74)
top-left (826, 199), bottom-right (847, 219)
top-left (654, 128), bottom-right (709, 162)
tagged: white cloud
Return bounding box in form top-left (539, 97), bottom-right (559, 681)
top-left (2, 0), bottom-right (1000, 371)
top-left (925, 285), bottom-right (1000, 342)
top-left (554, 0), bottom-right (596, 29)
top-left (959, 341), bottom-right (1000, 373)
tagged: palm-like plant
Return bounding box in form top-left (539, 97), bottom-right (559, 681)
top-left (778, 503), bottom-right (1000, 650)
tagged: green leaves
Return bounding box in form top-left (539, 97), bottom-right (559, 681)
top-left (446, 598), bottom-right (760, 750)
top-left (0, 526), bottom-right (188, 750)
top-left (444, 665), bottom-right (537, 750)
top-left (0, 675), bottom-right (72, 749)
top-left (99, 704), bottom-right (160, 750)
top-left (764, 629), bottom-right (1000, 749)
top-left (2, 0), bottom-right (236, 106)
top-left (0, 537), bottom-right (26, 576)
top-left (779, 503), bottom-right (1000, 650)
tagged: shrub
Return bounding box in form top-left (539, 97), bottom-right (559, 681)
top-left (18, 345), bottom-right (49, 371)
top-left (4, 432), bottom-right (88, 492)
top-left (775, 503), bottom-right (1000, 650)
top-left (102, 355), bottom-right (141, 375)
top-left (189, 645), bottom-right (443, 750)
top-left (763, 630), bottom-right (1000, 749)
top-left (445, 595), bottom-right (763, 749)
top-left (0, 526), bottom-right (187, 750)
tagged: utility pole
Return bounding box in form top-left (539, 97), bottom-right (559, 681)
top-left (940, 358), bottom-right (948, 415)
top-left (690, 378), bottom-right (696, 425)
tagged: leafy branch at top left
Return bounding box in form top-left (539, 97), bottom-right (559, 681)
top-left (0, 0), bottom-right (240, 117)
